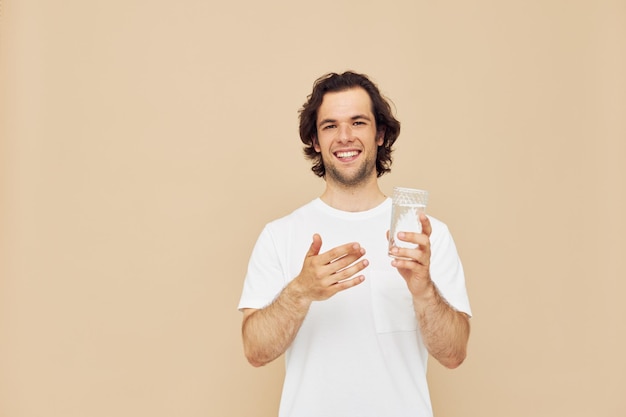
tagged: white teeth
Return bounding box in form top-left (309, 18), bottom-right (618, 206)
top-left (336, 151), bottom-right (358, 158)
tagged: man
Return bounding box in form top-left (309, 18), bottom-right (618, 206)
top-left (238, 71), bottom-right (471, 417)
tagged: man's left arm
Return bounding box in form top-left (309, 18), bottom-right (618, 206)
top-left (389, 214), bottom-right (470, 369)
top-left (410, 281), bottom-right (470, 368)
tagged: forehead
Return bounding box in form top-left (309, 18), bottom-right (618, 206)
top-left (317, 87), bottom-right (374, 122)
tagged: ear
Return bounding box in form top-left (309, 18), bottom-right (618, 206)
top-left (312, 135), bottom-right (321, 152)
top-left (376, 127), bottom-right (386, 146)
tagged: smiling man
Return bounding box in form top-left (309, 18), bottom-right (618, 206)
top-left (314, 87), bottom-right (383, 190)
top-left (238, 71), bottom-right (471, 417)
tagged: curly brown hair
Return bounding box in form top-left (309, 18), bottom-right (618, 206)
top-left (298, 71), bottom-right (401, 178)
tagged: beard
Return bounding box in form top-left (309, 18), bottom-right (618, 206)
top-left (324, 153), bottom-right (377, 188)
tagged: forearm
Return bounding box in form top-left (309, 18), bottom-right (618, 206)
top-left (414, 282), bottom-right (470, 369)
top-left (242, 283), bottom-right (311, 367)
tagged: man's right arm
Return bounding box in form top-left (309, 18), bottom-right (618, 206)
top-left (241, 234), bottom-right (368, 367)
top-left (241, 282), bottom-right (311, 367)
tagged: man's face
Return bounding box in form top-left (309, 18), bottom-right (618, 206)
top-left (314, 87), bottom-right (384, 188)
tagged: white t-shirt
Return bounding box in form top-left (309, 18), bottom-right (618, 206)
top-left (239, 198), bottom-right (471, 417)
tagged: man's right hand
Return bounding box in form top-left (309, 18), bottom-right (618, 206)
top-left (288, 234), bottom-right (369, 303)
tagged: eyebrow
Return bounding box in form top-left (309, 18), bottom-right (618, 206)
top-left (317, 114), bottom-right (372, 127)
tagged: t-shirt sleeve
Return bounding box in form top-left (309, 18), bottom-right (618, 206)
top-left (429, 219), bottom-right (472, 317)
top-left (238, 224), bottom-right (287, 311)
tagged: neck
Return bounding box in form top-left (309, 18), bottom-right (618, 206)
top-left (319, 178), bottom-right (387, 212)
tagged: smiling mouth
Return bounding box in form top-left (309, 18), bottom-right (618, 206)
top-left (334, 150), bottom-right (360, 160)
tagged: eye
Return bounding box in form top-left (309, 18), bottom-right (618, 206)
top-left (322, 124), bottom-right (336, 130)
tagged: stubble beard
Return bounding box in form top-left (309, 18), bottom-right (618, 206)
top-left (324, 154), bottom-right (377, 188)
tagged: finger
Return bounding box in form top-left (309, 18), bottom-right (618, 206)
top-left (320, 242), bottom-right (363, 265)
top-left (419, 213), bottom-right (432, 237)
top-left (332, 259), bottom-right (369, 282)
top-left (396, 231), bottom-right (428, 247)
top-left (398, 221), bottom-right (432, 247)
top-left (323, 249), bottom-right (367, 280)
top-left (306, 234), bottom-right (323, 258)
top-left (391, 244), bottom-right (430, 267)
top-left (393, 250), bottom-right (429, 266)
top-left (331, 273), bottom-right (366, 292)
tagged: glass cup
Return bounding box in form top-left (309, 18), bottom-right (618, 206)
top-left (388, 187), bottom-right (429, 259)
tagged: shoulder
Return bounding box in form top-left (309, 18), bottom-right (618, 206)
top-left (427, 214), bottom-right (451, 236)
top-left (255, 200), bottom-right (318, 244)
top-left (265, 199), bottom-right (319, 230)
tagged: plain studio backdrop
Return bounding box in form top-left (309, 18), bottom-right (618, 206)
top-left (1, 1), bottom-right (625, 416)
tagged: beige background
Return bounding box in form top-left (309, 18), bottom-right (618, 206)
top-left (1, 0), bottom-right (625, 416)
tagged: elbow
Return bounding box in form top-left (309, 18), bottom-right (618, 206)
top-left (440, 350), bottom-right (467, 369)
top-left (243, 345), bottom-right (271, 368)
top-left (246, 354), bottom-right (268, 368)
top-left (443, 357), bottom-right (465, 370)
top-left (247, 358), bottom-right (266, 368)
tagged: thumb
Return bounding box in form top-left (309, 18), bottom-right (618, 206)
top-left (306, 234), bottom-right (323, 257)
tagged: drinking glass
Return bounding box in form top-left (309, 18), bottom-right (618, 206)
top-left (388, 187), bottom-right (429, 259)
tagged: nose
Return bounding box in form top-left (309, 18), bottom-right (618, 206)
top-left (337, 123), bottom-right (353, 144)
